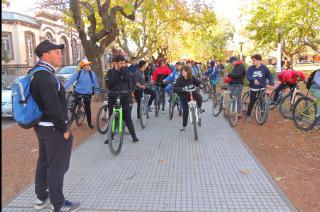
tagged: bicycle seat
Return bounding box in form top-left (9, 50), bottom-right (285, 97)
top-left (221, 85), bottom-right (229, 90)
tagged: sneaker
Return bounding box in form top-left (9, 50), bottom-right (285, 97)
top-left (180, 127), bottom-right (186, 131)
top-left (132, 138), bottom-right (139, 143)
top-left (34, 197), bottom-right (53, 210)
top-left (245, 115), bottom-right (252, 122)
top-left (147, 106), bottom-right (152, 112)
top-left (161, 110), bottom-right (166, 114)
top-left (104, 139), bottom-right (108, 144)
top-left (88, 123), bottom-right (94, 129)
top-left (59, 200), bottom-right (81, 212)
top-left (199, 108), bottom-right (205, 113)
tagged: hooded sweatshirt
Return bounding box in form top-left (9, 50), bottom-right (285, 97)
top-left (246, 64), bottom-right (274, 90)
top-left (227, 60), bottom-right (246, 85)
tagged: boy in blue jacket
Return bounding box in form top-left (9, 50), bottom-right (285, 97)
top-left (245, 54), bottom-right (274, 122)
top-left (203, 60), bottom-right (219, 96)
top-left (163, 61), bottom-right (183, 94)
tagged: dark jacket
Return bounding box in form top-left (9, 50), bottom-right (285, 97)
top-left (106, 67), bottom-right (131, 98)
top-left (30, 65), bottom-right (68, 134)
top-left (173, 76), bottom-right (202, 99)
top-left (246, 64), bottom-right (274, 90)
top-left (228, 61), bottom-right (246, 85)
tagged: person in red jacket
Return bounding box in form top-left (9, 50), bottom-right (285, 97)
top-left (271, 64), bottom-right (307, 104)
top-left (152, 59), bottom-right (171, 113)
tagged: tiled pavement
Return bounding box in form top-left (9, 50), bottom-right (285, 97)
top-left (3, 101), bottom-right (297, 212)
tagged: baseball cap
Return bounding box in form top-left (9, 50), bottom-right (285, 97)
top-left (79, 59), bottom-right (93, 68)
top-left (35, 40), bottom-right (64, 58)
top-left (228, 56), bottom-right (238, 63)
top-left (176, 61), bottom-right (183, 65)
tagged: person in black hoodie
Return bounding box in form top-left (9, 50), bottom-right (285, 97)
top-left (30, 40), bottom-right (80, 212)
top-left (106, 55), bottom-right (138, 143)
top-left (227, 56), bottom-right (246, 117)
top-left (174, 66), bottom-right (204, 131)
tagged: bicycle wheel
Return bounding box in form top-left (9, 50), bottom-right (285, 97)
top-left (191, 107), bottom-right (199, 140)
top-left (241, 91), bottom-right (249, 114)
top-left (255, 98), bottom-right (269, 125)
top-left (107, 113), bottom-right (124, 156)
top-left (228, 97), bottom-right (238, 127)
top-left (293, 97), bottom-right (317, 131)
top-left (268, 89), bottom-right (278, 110)
top-left (75, 102), bottom-right (86, 126)
top-left (212, 94), bottom-right (223, 117)
top-left (279, 92), bottom-right (304, 119)
top-left (201, 82), bottom-right (211, 102)
top-left (67, 107), bottom-right (75, 128)
top-left (169, 94), bottom-right (175, 120)
top-left (140, 100), bottom-right (147, 129)
top-left (96, 104), bottom-right (109, 134)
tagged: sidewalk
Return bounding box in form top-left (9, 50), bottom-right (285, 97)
top-left (3, 101), bottom-right (297, 212)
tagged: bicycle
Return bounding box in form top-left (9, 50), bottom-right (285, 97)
top-left (107, 90), bottom-right (132, 155)
top-left (154, 82), bottom-right (166, 117)
top-left (279, 83), bottom-right (305, 119)
top-left (182, 85), bottom-right (202, 140)
top-left (267, 82), bottom-right (285, 110)
top-left (199, 76), bottom-right (211, 102)
top-left (212, 85), bottom-right (238, 127)
top-left (293, 93), bottom-right (319, 131)
top-left (66, 91), bottom-right (86, 127)
top-left (139, 88), bottom-right (150, 129)
top-left (168, 91), bottom-right (181, 120)
top-left (96, 89), bottom-right (109, 134)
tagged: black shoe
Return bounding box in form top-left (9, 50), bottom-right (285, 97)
top-left (104, 139), bottom-right (108, 144)
top-left (199, 108), bottom-right (205, 113)
top-left (180, 127), bottom-right (186, 131)
top-left (132, 138), bottom-right (139, 143)
top-left (88, 123), bottom-right (94, 129)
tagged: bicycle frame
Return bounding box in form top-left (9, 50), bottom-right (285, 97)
top-left (111, 97), bottom-right (123, 134)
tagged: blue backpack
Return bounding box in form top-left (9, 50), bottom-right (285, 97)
top-left (12, 66), bottom-right (60, 129)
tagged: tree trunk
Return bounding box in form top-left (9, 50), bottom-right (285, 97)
top-left (289, 55), bottom-right (294, 67)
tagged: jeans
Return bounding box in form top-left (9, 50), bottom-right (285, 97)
top-left (156, 86), bottom-right (166, 111)
top-left (165, 83), bottom-right (174, 94)
top-left (180, 92), bottom-right (202, 127)
top-left (230, 84), bottom-right (243, 113)
top-left (134, 88), bottom-right (156, 119)
top-left (310, 85), bottom-right (320, 117)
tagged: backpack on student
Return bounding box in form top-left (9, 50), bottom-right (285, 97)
top-left (12, 66), bottom-right (60, 129)
top-left (306, 70), bottom-right (318, 90)
top-left (75, 70), bottom-right (94, 94)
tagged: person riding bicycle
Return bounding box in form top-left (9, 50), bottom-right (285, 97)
top-left (271, 64), bottom-right (307, 104)
top-left (227, 56), bottom-right (246, 118)
top-left (173, 66), bottom-right (205, 131)
top-left (105, 55), bottom-right (138, 143)
top-left (134, 60), bottom-right (156, 119)
top-left (245, 54), bottom-right (274, 122)
top-left (163, 61), bottom-right (183, 94)
top-left (309, 69), bottom-right (320, 125)
top-left (64, 59), bottom-right (100, 129)
top-left (203, 60), bottom-right (219, 96)
top-left (152, 59), bottom-right (171, 113)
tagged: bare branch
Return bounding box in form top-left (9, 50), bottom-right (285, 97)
top-left (78, 1), bottom-right (96, 38)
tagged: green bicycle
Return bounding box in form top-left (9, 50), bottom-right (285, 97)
top-left (107, 90), bottom-right (132, 155)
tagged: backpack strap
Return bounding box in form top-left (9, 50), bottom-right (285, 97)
top-left (30, 66), bottom-right (60, 91)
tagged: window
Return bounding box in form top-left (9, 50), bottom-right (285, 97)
top-left (46, 32), bottom-right (53, 41)
top-left (2, 32), bottom-right (13, 60)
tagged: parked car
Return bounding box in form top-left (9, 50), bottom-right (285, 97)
top-left (56, 66), bottom-right (77, 81)
top-left (1, 75), bottom-right (68, 118)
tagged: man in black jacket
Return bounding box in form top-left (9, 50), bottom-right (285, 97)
top-left (106, 55), bottom-right (138, 143)
top-left (30, 40), bottom-right (80, 212)
top-left (227, 56), bottom-right (246, 117)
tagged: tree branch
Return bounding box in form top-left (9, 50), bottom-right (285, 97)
top-left (69, 0), bottom-right (89, 47)
top-left (79, 1), bottom-right (96, 39)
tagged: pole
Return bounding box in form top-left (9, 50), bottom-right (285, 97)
top-left (276, 32), bottom-right (282, 81)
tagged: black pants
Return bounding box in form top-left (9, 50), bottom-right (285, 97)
top-left (108, 96), bottom-right (137, 140)
top-left (180, 92), bottom-right (202, 127)
top-left (34, 126), bottom-right (73, 212)
top-left (246, 90), bottom-right (266, 116)
top-left (273, 83), bottom-right (296, 102)
top-left (74, 92), bottom-right (92, 125)
top-left (134, 88), bottom-right (156, 119)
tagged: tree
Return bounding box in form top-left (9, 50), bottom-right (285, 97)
top-left (246, 0), bottom-right (320, 64)
top-left (40, 0), bottom-right (144, 87)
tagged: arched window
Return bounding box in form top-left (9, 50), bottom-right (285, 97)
top-left (46, 32), bottom-right (53, 42)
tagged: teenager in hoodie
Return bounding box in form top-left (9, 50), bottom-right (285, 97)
top-left (227, 56), bottom-right (246, 117)
top-left (245, 54), bottom-right (274, 122)
top-left (203, 60), bottom-right (219, 96)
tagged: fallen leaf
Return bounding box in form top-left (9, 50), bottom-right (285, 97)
top-left (275, 177), bottom-right (283, 182)
top-left (31, 149), bottom-right (37, 153)
top-left (240, 169), bottom-right (252, 175)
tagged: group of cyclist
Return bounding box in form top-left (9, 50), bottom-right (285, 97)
top-left (66, 53), bottom-right (320, 142)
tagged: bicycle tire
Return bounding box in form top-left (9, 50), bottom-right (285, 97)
top-left (201, 83), bottom-right (211, 102)
top-left (107, 112), bottom-right (124, 156)
top-left (96, 104), bottom-right (109, 134)
top-left (279, 92), bottom-right (304, 119)
top-left (140, 99), bottom-right (147, 129)
top-left (293, 96), bottom-right (317, 131)
top-left (268, 89), bottom-right (278, 110)
top-left (255, 98), bottom-right (269, 125)
top-left (75, 102), bottom-right (86, 126)
top-left (191, 108), bottom-right (199, 140)
top-left (212, 94), bottom-right (223, 117)
top-left (169, 94), bottom-right (175, 120)
top-left (241, 91), bottom-right (249, 114)
top-left (67, 107), bottom-right (75, 128)
top-left (228, 97), bottom-right (238, 127)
